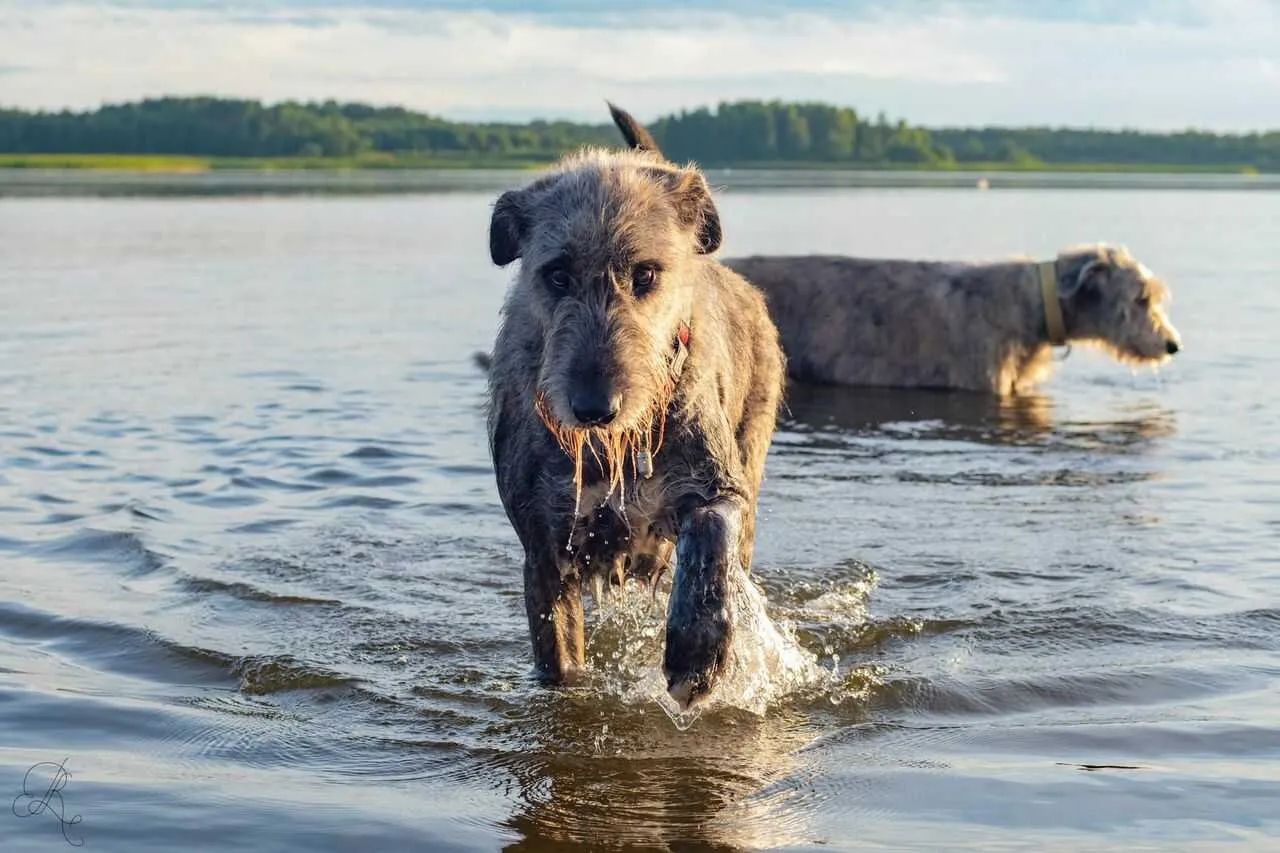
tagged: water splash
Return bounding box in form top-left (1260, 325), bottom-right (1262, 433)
top-left (587, 568), bottom-right (839, 729)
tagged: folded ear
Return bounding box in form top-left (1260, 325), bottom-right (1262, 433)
top-left (671, 170), bottom-right (722, 255)
top-left (489, 190), bottom-right (525, 267)
top-left (1059, 255), bottom-right (1110, 300)
top-left (607, 100), bottom-right (663, 156)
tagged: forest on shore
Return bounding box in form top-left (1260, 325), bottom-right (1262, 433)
top-left (1, 97), bottom-right (1275, 172)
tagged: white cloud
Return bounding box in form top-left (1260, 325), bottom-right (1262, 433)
top-left (0, 1), bottom-right (1276, 130)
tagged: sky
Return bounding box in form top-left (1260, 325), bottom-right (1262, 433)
top-left (1, 0), bottom-right (1277, 130)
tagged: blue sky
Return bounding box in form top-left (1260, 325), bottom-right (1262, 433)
top-left (2, 0), bottom-right (1277, 130)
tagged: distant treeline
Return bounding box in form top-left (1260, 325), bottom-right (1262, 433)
top-left (929, 126), bottom-right (1280, 171)
top-left (650, 103), bottom-right (945, 165)
top-left (0, 98), bottom-right (613, 161)
top-left (1, 97), bottom-right (1276, 171)
top-left (651, 103), bottom-right (1279, 170)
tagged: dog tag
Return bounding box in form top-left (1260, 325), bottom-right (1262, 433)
top-left (637, 450), bottom-right (654, 479)
top-left (670, 344), bottom-right (688, 378)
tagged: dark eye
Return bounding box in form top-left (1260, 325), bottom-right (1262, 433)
top-left (1136, 295), bottom-right (1150, 308)
top-left (631, 264), bottom-right (659, 297)
top-left (546, 267), bottom-right (572, 292)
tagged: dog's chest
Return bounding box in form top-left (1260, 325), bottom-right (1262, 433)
top-left (566, 474), bottom-right (672, 570)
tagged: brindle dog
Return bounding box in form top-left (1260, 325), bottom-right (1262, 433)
top-left (485, 103), bottom-right (785, 709)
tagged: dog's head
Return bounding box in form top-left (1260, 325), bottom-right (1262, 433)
top-left (1057, 244), bottom-right (1181, 364)
top-left (489, 147), bottom-right (720, 450)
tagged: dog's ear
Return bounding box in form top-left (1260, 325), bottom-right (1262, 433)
top-left (672, 170), bottom-right (722, 255)
top-left (607, 101), bottom-right (662, 156)
top-left (1060, 254), bottom-right (1110, 300)
top-left (489, 190), bottom-right (525, 267)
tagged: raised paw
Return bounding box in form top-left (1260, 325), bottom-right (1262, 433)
top-left (664, 504), bottom-right (739, 709)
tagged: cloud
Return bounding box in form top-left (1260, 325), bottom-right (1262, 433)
top-left (0, 0), bottom-right (1277, 130)
top-left (12, 0), bottom-right (1220, 26)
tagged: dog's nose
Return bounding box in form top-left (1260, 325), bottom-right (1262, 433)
top-left (570, 391), bottom-right (620, 426)
top-left (1166, 339), bottom-right (1180, 355)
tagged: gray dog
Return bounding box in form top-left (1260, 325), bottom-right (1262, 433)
top-left (727, 248), bottom-right (1181, 395)
top-left (484, 103), bottom-right (785, 708)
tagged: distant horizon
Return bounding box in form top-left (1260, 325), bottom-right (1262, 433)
top-left (2, 0), bottom-right (1277, 134)
top-left (4, 94), bottom-right (1277, 138)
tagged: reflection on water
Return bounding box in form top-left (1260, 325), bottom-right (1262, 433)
top-left (781, 381), bottom-right (1178, 453)
top-left (501, 696), bottom-right (818, 853)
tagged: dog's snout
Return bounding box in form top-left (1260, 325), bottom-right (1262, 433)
top-left (570, 389), bottom-right (620, 426)
top-left (1166, 339), bottom-right (1180, 355)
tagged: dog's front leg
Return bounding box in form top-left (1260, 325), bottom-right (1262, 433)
top-left (664, 496), bottom-right (744, 709)
top-left (524, 556), bottom-right (585, 685)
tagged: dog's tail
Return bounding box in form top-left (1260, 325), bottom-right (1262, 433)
top-left (606, 101), bottom-right (663, 156)
top-left (472, 351), bottom-right (492, 373)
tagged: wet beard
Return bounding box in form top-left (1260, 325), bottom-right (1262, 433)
top-left (534, 386), bottom-right (673, 539)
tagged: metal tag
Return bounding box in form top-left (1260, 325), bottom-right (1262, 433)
top-left (670, 343), bottom-right (688, 378)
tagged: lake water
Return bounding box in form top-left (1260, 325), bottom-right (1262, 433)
top-left (1, 173), bottom-right (1277, 852)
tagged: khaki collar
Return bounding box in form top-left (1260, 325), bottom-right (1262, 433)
top-left (1038, 260), bottom-right (1067, 346)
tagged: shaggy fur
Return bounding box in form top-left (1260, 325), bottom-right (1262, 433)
top-left (725, 246), bottom-right (1182, 395)
top-left (485, 110), bottom-right (785, 708)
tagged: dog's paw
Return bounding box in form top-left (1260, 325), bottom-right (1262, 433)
top-left (532, 656), bottom-right (583, 687)
top-left (664, 602), bottom-right (733, 710)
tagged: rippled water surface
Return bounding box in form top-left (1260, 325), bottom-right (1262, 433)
top-left (2, 179), bottom-right (1277, 852)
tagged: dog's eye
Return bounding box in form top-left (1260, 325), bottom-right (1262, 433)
top-left (631, 264), bottom-right (659, 297)
top-left (1136, 295), bottom-right (1150, 308)
top-left (546, 268), bottom-right (572, 292)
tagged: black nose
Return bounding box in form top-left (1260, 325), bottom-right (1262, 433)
top-left (1166, 339), bottom-right (1180, 355)
top-left (570, 390), bottom-right (620, 426)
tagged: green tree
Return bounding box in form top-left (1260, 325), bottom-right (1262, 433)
top-left (0, 96), bottom-right (1275, 171)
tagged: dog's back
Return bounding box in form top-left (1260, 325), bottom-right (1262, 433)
top-left (728, 254), bottom-right (1013, 390)
top-left (728, 247), bottom-right (1180, 395)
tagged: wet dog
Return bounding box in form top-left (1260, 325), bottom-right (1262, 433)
top-left (728, 247), bottom-right (1181, 395)
top-left (484, 103), bottom-right (785, 708)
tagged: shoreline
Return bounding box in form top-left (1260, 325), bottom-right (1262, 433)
top-left (0, 153), bottom-right (1268, 175)
top-left (1, 164), bottom-right (1276, 198)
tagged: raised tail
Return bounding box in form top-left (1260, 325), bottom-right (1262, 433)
top-left (606, 101), bottom-right (663, 156)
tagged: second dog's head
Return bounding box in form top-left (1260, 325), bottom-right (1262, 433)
top-left (1057, 244), bottom-right (1182, 363)
top-left (489, 138), bottom-right (720, 444)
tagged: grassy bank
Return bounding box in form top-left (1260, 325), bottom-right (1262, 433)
top-left (0, 154), bottom-right (216, 171)
top-left (716, 160), bottom-right (1264, 174)
top-left (0, 152), bottom-right (1266, 175)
